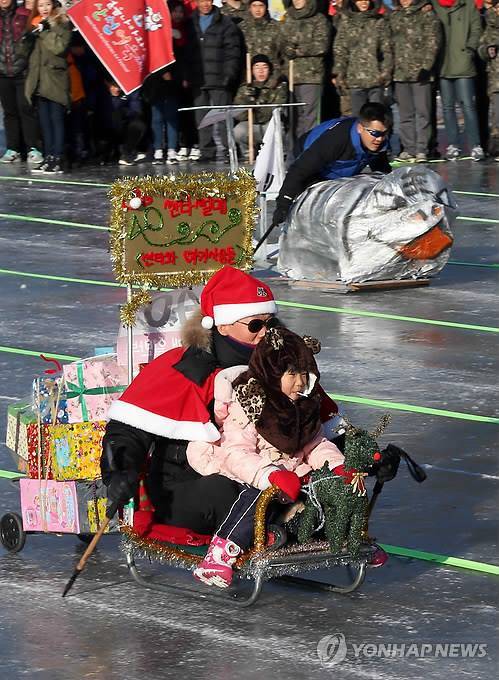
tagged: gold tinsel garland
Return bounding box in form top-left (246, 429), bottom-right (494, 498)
top-left (119, 290), bottom-right (153, 326)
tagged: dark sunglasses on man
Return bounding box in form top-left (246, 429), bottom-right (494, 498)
top-left (362, 125), bottom-right (389, 139)
top-left (236, 316), bottom-right (278, 333)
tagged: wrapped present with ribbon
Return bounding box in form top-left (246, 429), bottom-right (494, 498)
top-left (77, 480), bottom-right (119, 534)
top-left (5, 403), bottom-right (52, 476)
top-left (32, 376), bottom-right (69, 424)
top-left (50, 421), bottom-right (106, 481)
top-left (62, 354), bottom-right (128, 423)
top-left (20, 478), bottom-right (80, 533)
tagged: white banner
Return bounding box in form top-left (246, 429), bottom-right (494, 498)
top-left (253, 109), bottom-right (285, 198)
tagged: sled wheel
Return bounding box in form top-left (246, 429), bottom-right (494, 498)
top-left (77, 534), bottom-right (93, 545)
top-left (0, 512), bottom-right (26, 553)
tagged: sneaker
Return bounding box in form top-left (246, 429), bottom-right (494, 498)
top-left (27, 148), bottom-right (43, 165)
top-left (152, 149), bottom-right (163, 165)
top-left (193, 535), bottom-right (241, 588)
top-left (367, 545), bottom-right (389, 569)
top-left (176, 146), bottom-right (189, 161)
top-left (415, 152), bottom-right (428, 163)
top-left (470, 145), bottom-right (485, 162)
top-left (445, 144), bottom-right (460, 160)
top-left (166, 148), bottom-right (177, 165)
top-left (495, 156), bottom-right (499, 163)
top-left (188, 146), bottom-right (201, 161)
top-left (31, 156), bottom-right (52, 173)
top-left (395, 151), bottom-right (416, 162)
top-left (43, 157), bottom-right (63, 174)
top-left (118, 156), bottom-right (135, 166)
top-left (0, 149), bottom-right (21, 163)
top-left (133, 152), bottom-right (147, 163)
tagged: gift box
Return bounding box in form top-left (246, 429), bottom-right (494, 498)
top-left (62, 354), bottom-right (127, 423)
top-left (6, 403), bottom-right (52, 477)
top-left (50, 421), bottom-right (106, 481)
top-left (20, 478), bottom-right (80, 533)
top-left (32, 376), bottom-right (69, 424)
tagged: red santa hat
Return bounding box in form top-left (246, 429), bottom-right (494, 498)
top-left (200, 266), bottom-right (277, 329)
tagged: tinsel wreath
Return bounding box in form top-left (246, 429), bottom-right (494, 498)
top-left (108, 171), bottom-right (258, 325)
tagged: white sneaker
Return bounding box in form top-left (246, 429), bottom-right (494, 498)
top-left (166, 149), bottom-right (178, 165)
top-left (152, 149), bottom-right (163, 165)
top-left (445, 145), bottom-right (460, 160)
top-left (133, 152), bottom-right (147, 163)
top-left (27, 148), bottom-right (44, 165)
top-left (470, 145), bottom-right (485, 162)
top-left (188, 146), bottom-right (201, 161)
top-left (176, 147), bottom-right (189, 161)
top-left (0, 149), bottom-right (21, 163)
top-left (415, 152), bottom-right (428, 163)
top-left (395, 151), bottom-right (416, 162)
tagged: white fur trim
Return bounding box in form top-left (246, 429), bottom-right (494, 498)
top-left (213, 300), bottom-right (277, 325)
top-left (299, 373), bottom-right (317, 397)
top-left (108, 400), bottom-right (221, 442)
top-left (201, 315), bottom-right (214, 329)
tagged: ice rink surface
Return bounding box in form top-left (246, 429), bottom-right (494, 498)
top-left (0, 159), bottom-right (497, 679)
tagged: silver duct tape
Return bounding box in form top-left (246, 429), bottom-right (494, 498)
top-left (278, 166), bottom-right (457, 284)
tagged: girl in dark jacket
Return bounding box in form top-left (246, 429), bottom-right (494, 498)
top-left (0, 0), bottom-right (41, 164)
top-left (22, 0), bottom-right (71, 173)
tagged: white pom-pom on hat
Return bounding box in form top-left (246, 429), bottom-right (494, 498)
top-left (129, 196), bottom-right (142, 210)
top-left (201, 315), bottom-right (214, 329)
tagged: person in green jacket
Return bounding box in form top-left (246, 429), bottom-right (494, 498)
top-left (389, 0), bottom-right (441, 162)
top-left (478, 0), bottom-right (499, 160)
top-left (22, 0), bottom-right (72, 174)
top-left (233, 53), bottom-right (287, 158)
top-left (431, 0), bottom-right (484, 161)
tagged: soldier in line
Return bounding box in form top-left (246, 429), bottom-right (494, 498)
top-left (333, 0), bottom-right (393, 116)
top-left (389, 0), bottom-right (442, 162)
top-left (279, 0), bottom-right (331, 145)
top-left (233, 53), bottom-right (288, 159)
top-left (478, 0), bottom-right (499, 161)
top-left (238, 0), bottom-right (283, 75)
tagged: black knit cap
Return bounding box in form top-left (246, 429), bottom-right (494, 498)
top-left (248, 0), bottom-right (269, 6)
top-left (251, 53), bottom-right (272, 68)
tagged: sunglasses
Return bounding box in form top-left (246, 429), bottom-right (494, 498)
top-left (236, 317), bottom-right (278, 333)
top-left (362, 125), bottom-right (389, 139)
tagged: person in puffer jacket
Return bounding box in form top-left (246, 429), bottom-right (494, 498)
top-left (478, 0), bottom-right (499, 159)
top-left (188, 327), bottom-right (346, 588)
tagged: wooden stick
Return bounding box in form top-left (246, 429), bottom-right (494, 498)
top-left (246, 53), bottom-right (255, 164)
top-left (288, 59), bottom-right (295, 154)
top-left (62, 503), bottom-right (118, 597)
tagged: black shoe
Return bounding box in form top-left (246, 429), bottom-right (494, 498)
top-left (31, 156), bottom-right (52, 173)
top-left (43, 157), bottom-right (63, 174)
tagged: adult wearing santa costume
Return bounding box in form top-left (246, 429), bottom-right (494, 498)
top-left (101, 266), bottom-right (289, 539)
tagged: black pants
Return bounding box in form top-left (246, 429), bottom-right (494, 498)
top-left (0, 75), bottom-right (40, 152)
top-left (38, 97), bottom-right (65, 157)
top-left (192, 87), bottom-right (230, 157)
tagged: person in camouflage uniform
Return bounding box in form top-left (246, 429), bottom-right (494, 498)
top-left (233, 53), bottom-right (288, 157)
top-left (279, 0), bottom-right (331, 142)
top-left (220, 0), bottom-right (249, 22)
top-left (389, 0), bottom-right (441, 162)
top-left (239, 0), bottom-right (283, 74)
top-left (330, 0), bottom-right (352, 115)
top-left (478, 0), bottom-right (499, 159)
top-left (333, 0), bottom-right (393, 116)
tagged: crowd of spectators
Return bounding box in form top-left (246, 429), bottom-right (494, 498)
top-left (0, 0), bottom-right (497, 174)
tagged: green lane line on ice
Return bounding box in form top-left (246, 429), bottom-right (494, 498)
top-left (276, 300), bottom-right (499, 334)
top-left (0, 175), bottom-right (109, 188)
top-left (1, 343), bottom-right (498, 423)
top-left (0, 212), bottom-right (107, 231)
top-left (379, 544), bottom-right (499, 576)
top-left (1, 174), bottom-right (499, 199)
top-left (448, 261), bottom-right (499, 269)
top-left (0, 346), bottom-right (80, 362)
top-left (327, 392), bottom-right (499, 424)
top-left (456, 216), bottom-right (499, 224)
top-left (1, 268), bottom-right (498, 334)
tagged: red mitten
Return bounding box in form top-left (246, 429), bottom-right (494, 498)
top-left (269, 470), bottom-right (301, 502)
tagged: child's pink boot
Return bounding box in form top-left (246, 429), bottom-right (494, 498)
top-left (193, 536), bottom-right (241, 588)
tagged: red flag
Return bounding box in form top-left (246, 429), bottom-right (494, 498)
top-left (68, 0), bottom-right (174, 95)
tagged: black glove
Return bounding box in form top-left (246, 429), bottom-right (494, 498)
top-left (417, 68), bottom-right (431, 83)
top-left (272, 196), bottom-right (293, 226)
top-left (104, 470), bottom-right (139, 506)
top-left (39, 19), bottom-right (51, 31)
top-left (22, 29), bottom-right (39, 43)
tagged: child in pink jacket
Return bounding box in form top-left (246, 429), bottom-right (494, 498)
top-left (187, 326), bottom-right (345, 588)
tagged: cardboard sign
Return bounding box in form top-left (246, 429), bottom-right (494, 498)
top-left (68, 0), bottom-right (174, 95)
top-left (109, 172), bottom-right (257, 288)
